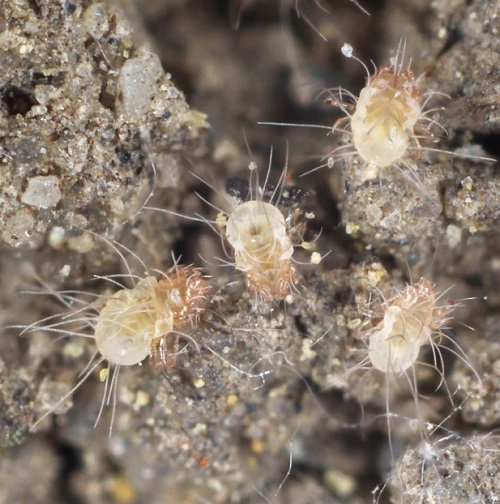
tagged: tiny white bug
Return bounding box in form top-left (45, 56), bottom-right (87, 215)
top-left (322, 41), bottom-right (496, 184)
top-left (366, 278), bottom-right (450, 374)
top-left (260, 40), bottom-right (495, 186)
top-left (223, 199), bottom-right (296, 302)
top-left (217, 162), bottom-right (320, 302)
top-left (19, 262), bottom-right (210, 434)
top-left (346, 275), bottom-right (482, 459)
top-left (145, 157), bottom-right (320, 303)
top-left (94, 275), bottom-right (169, 367)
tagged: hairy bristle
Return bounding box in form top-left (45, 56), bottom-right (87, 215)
top-left (156, 265), bottom-right (211, 327)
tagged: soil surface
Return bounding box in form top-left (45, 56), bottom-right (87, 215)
top-left (1, 1), bottom-right (499, 503)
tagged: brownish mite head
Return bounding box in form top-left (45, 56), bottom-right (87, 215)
top-left (369, 66), bottom-right (420, 101)
top-left (156, 265), bottom-right (211, 326)
top-left (150, 265), bottom-right (210, 368)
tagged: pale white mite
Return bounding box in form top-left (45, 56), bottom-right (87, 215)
top-left (20, 264), bottom-right (210, 433)
top-left (216, 162), bottom-right (320, 302)
top-left (348, 54), bottom-right (421, 169)
top-left (145, 158), bottom-right (320, 303)
top-left (360, 277), bottom-right (481, 387)
top-left (324, 41), bottom-right (496, 183)
top-left (351, 276), bottom-right (482, 457)
top-left (94, 276), bottom-right (171, 367)
top-left (366, 278), bottom-right (448, 374)
top-left (260, 40), bottom-right (495, 184)
top-left (223, 199), bottom-right (296, 302)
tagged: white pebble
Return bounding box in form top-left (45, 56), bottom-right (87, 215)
top-left (311, 252), bottom-right (322, 265)
top-left (446, 224), bottom-right (462, 248)
top-left (116, 50), bottom-right (163, 121)
top-left (22, 176), bottom-right (61, 209)
top-left (341, 43), bottom-right (354, 58)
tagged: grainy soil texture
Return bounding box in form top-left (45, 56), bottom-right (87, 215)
top-left (1, 1), bottom-right (499, 503)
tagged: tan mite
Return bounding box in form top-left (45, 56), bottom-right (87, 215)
top-left (224, 200), bottom-right (296, 302)
top-left (217, 169), bottom-right (315, 303)
top-left (366, 278), bottom-right (451, 374)
top-left (326, 42), bottom-right (427, 179)
top-left (25, 264), bottom-right (210, 432)
top-left (350, 64), bottom-right (422, 169)
top-left (325, 42), bottom-right (495, 182)
top-left (95, 265), bottom-right (210, 368)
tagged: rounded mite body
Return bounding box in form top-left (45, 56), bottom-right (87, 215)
top-left (351, 66), bottom-right (421, 169)
top-left (350, 276), bottom-right (478, 460)
top-left (330, 43), bottom-right (427, 178)
top-left (95, 276), bottom-right (172, 366)
top-left (367, 278), bottom-right (445, 374)
top-left (225, 200), bottom-right (296, 301)
top-left (23, 264), bottom-right (209, 432)
top-left (217, 165), bottom-right (317, 302)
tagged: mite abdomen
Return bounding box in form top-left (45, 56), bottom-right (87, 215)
top-left (351, 67), bottom-right (421, 168)
top-left (94, 276), bottom-right (174, 366)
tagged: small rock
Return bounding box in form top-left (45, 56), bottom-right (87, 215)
top-left (21, 176), bottom-right (61, 209)
top-left (116, 50), bottom-right (164, 121)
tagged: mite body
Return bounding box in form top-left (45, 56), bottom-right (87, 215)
top-left (350, 65), bottom-right (421, 169)
top-left (23, 264), bottom-right (209, 432)
top-left (225, 199), bottom-right (296, 302)
top-left (95, 275), bottom-right (170, 367)
top-left (367, 278), bottom-right (447, 374)
top-left (217, 167), bottom-right (315, 303)
top-left (327, 42), bottom-right (427, 181)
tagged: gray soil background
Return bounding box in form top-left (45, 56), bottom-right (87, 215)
top-left (1, 0), bottom-right (500, 503)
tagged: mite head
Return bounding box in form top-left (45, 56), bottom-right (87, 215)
top-left (149, 265), bottom-right (210, 369)
top-left (155, 265), bottom-right (211, 327)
